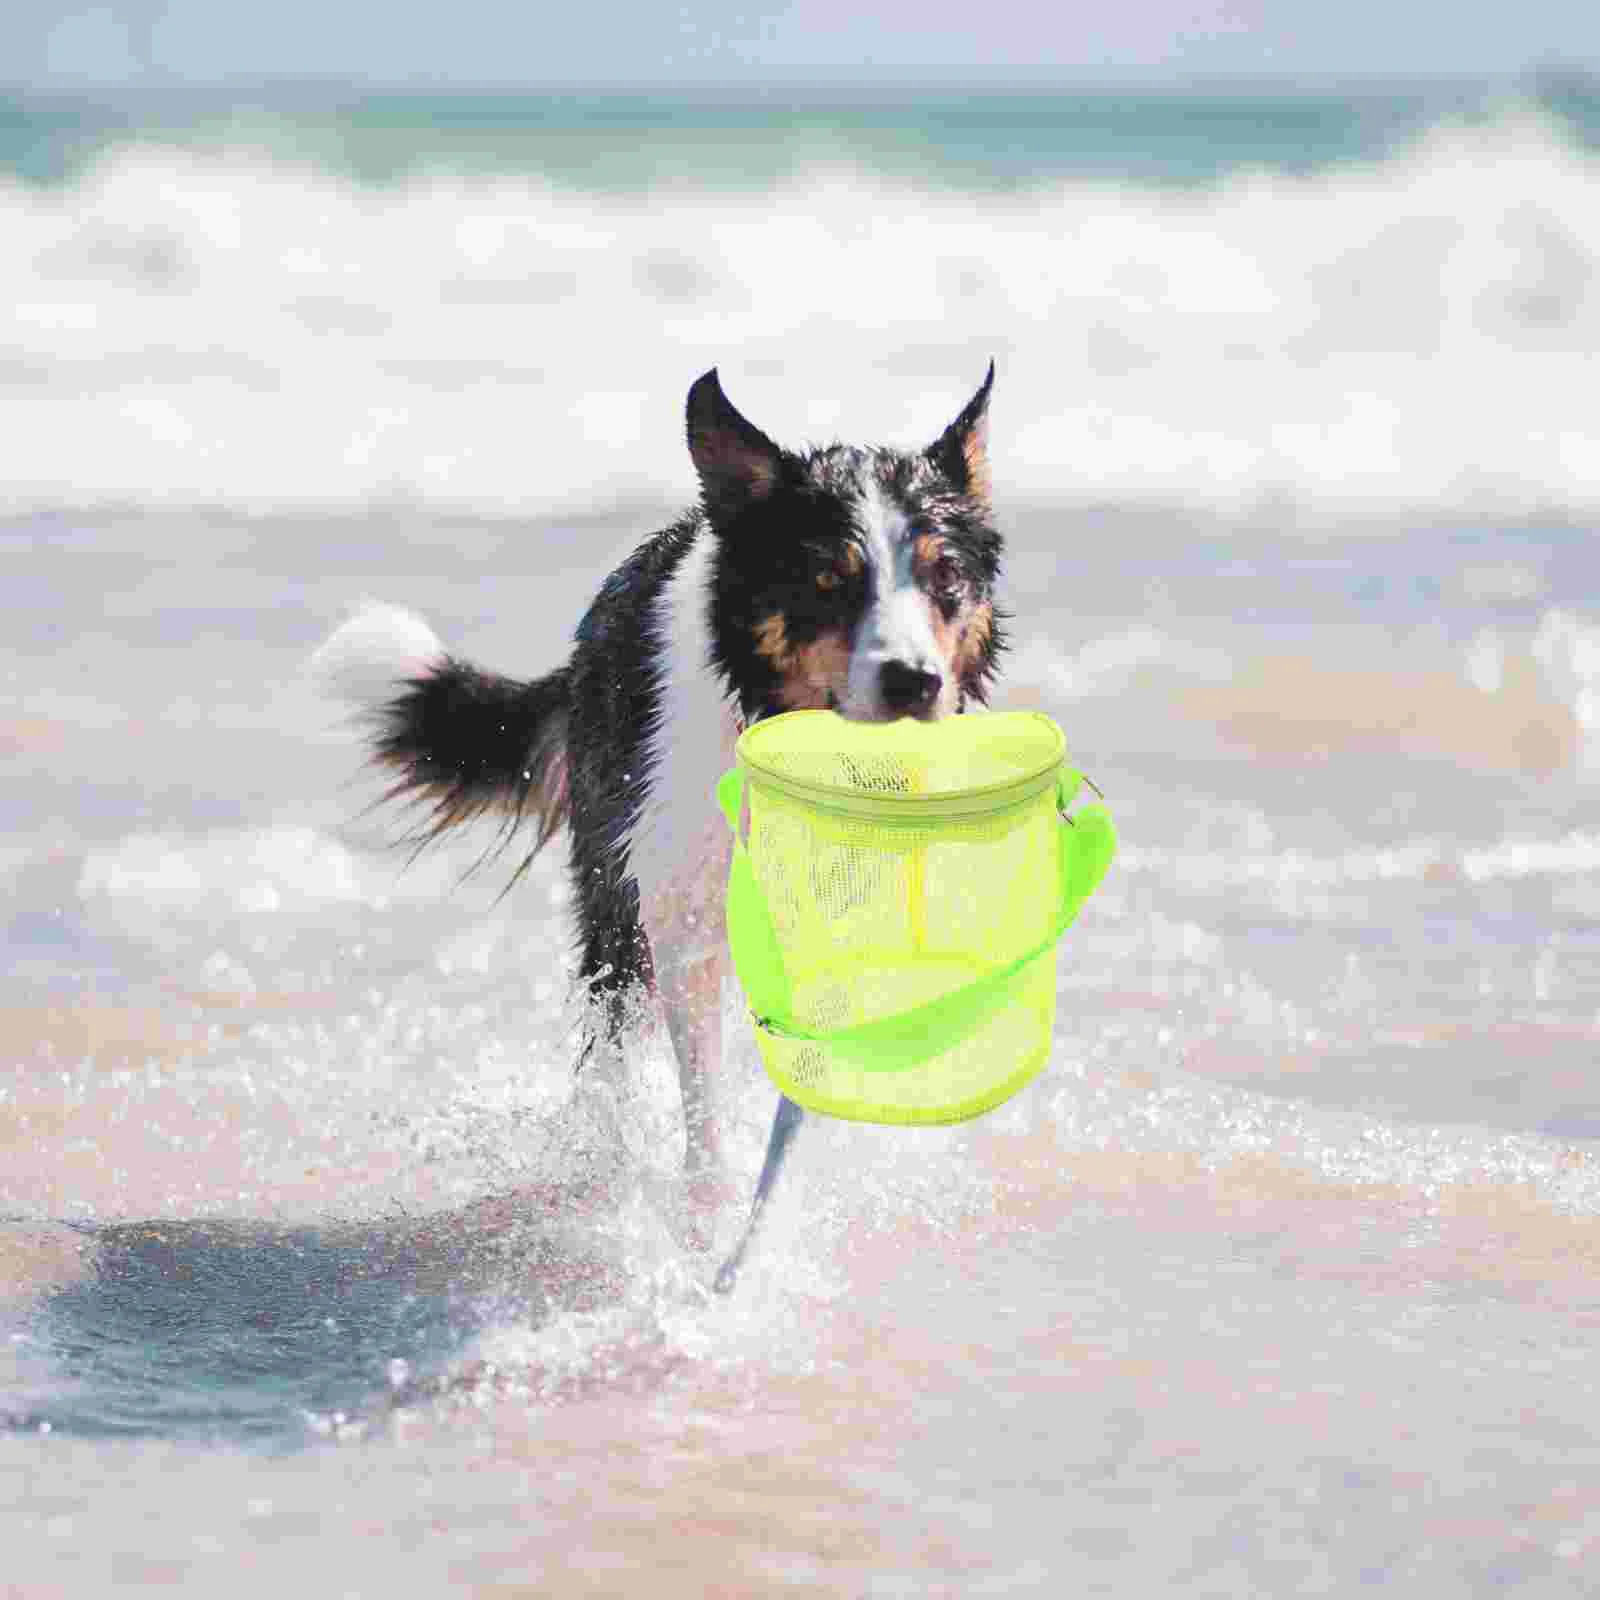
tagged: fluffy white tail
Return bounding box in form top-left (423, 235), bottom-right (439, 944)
top-left (310, 601), bottom-right (446, 713)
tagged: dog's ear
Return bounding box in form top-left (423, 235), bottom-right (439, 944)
top-left (926, 362), bottom-right (994, 506)
top-left (686, 369), bottom-right (784, 524)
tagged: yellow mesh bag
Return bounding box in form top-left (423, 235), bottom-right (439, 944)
top-left (717, 710), bottom-right (1116, 1125)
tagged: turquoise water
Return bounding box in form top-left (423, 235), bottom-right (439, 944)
top-left (3, 74), bottom-right (1597, 189)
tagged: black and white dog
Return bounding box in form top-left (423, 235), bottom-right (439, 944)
top-left (318, 368), bottom-right (1004, 1271)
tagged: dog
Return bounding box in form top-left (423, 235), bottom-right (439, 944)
top-left (317, 366), bottom-right (1004, 1256)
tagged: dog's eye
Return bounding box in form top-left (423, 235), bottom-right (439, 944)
top-left (815, 570), bottom-right (841, 593)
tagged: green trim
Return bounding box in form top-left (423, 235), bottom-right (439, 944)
top-left (757, 1029), bottom-right (1055, 1126)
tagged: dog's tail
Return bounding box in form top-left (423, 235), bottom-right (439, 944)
top-left (313, 602), bottom-right (572, 873)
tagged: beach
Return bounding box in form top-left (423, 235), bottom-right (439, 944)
top-left (5, 80), bottom-right (1600, 1590)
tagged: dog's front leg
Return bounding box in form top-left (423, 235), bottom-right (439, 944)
top-left (639, 816), bottom-right (735, 1242)
top-left (655, 942), bottom-right (729, 1203)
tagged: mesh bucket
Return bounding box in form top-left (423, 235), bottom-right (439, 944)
top-left (717, 709), bottom-right (1116, 1125)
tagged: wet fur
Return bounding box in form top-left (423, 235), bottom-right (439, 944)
top-left (320, 366), bottom-right (1005, 1191)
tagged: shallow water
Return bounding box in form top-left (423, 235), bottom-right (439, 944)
top-left (5, 499), bottom-right (1600, 1591)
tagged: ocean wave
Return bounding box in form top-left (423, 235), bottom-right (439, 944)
top-left (4, 109), bottom-right (1600, 521)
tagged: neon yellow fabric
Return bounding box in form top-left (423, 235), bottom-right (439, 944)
top-left (718, 709), bottom-right (1116, 1125)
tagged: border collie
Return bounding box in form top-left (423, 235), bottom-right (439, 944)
top-left (317, 367), bottom-right (1003, 1274)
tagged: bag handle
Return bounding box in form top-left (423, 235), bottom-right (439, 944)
top-left (716, 765), bottom-right (1116, 1073)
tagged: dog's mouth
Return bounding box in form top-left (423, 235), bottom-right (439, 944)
top-left (829, 697), bottom-right (953, 725)
top-left (779, 689), bottom-right (951, 722)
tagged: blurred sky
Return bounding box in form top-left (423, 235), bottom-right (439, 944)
top-left (6, 0), bottom-right (1600, 89)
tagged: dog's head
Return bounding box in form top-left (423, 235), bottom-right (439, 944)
top-left (691, 368), bottom-right (1004, 724)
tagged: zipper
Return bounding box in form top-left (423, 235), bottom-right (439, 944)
top-left (739, 761), bottom-right (1062, 823)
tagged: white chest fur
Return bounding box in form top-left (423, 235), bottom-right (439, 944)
top-left (625, 529), bottom-right (739, 977)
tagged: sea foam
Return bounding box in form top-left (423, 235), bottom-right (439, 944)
top-left (2, 109), bottom-right (1599, 522)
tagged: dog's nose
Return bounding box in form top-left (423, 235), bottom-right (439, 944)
top-left (879, 659), bottom-right (943, 716)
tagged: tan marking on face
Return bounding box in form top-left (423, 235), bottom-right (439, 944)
top-left (918, 597), bottom-right (993, 708)
top-left (777, 628), bottom-right (851, 709)
top-left (911, 532), bottom-right (945, 577)
top-left (927, 602), bottom-right (960, 664)
top-left (912, 525), bottom-right (989, 690)
top-left (753, 612), bottom-right (794, 671)
top-left (955, 600), bottom-right (993, 681)
top-left (815, 543), bottom-right (863, 593)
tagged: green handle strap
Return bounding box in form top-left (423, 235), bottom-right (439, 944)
top-left (716, 766), bottom-right (1116, 1074)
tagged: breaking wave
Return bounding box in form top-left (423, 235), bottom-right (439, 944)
top-left (3, 107), bottom-right (1600, 521)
